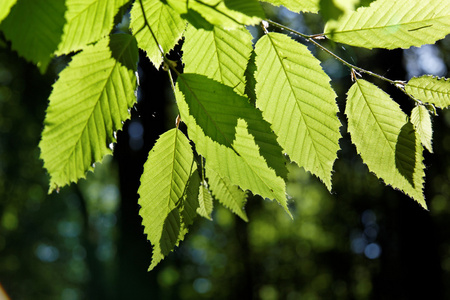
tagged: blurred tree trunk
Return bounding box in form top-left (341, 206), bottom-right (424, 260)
top-left (115, 51), bottom-right (168, 299)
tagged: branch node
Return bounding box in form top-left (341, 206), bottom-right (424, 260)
top-left (261, 20), bottom-right (269, 34)
top-left (351, 69), bottom-right (362, 81)
top-left (311, 34), bottom-right (326, 40)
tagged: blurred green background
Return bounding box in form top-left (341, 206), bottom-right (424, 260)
top-left (1, 5), bottom-right (450, 300)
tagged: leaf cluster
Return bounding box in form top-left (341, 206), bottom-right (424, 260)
top-left (1, 0), bottom-right (450, 270)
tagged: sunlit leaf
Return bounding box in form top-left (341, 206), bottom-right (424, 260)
top-left (0, 0), bottom-right (66, 72)
top-left (206, 165), bottom-right (248, 222)
top-left (181, 170), bottom-right (201, 225)
top-left (166, 0), bottom-right (264, 29)
top-left (178, 73), bottom-right (288, 180)
top-left (319, 0), bottom-right (345, 21)
top-left (405, 75), bottom-right (450, 108)
top-left (183, 25), bottom-right (253, 95)
top-left (255, 32), bottom-right (341, 191)
top-left (346, 79), bottom-right (426, 208)
top-left (138, 128), bottom-right (196, 270)
top-left (39, 34), bottom-right (138, 192)
top-left (357, 0), bottom-right (376, 7)
top-left (319, 0), bottom-right (373, 21)
top-left (56, 0), bottom-right (129, 55)
top-left (244, 50), bottom-right (258, 105)
top-left (411, 105), bottom-right (433, 153)
top-left (325, 0), bottom-right (450, 49)
top-left (0, 0), bottom-right (16, 23)
top-left (175, 74), bottom-right (291, 216)
top-left (130, 0), bottom-right (186, 68)
top-left (178, 169), bottom-right (201, 240)
top-left (261, 0), bottom-right (319, 13)
top-left (197, 182), bottom-right (214, 220)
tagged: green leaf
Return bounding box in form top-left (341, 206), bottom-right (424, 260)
top-left (0, 0), bottom-right (16, 24)
top-left (109, 33), bottom-right (140, 70)
top-left (0, 0), bottom-right (66, 72)
top-left (206, 165), bottom-right (248, 221)
top-left (138, 128), bottom-right (196, 271)
top-left (55, 0), bottom-right (129, 55)
top-left (319, 0), bottom-right (345, 21)
top-left (411, 105), bottom-right (433, 153)
top-left (197, 182), bottom-right (214, 220)
top-left (166, 0), bottom-right (264, 29)
top-left (346, 79), bottom-right (426, 208)
top-left (270, 0), bottom-right (374, 19)
top-left (405, 75), bottom-right (450, 108)
top-left (244, 50), bottom-right (258, 105)
top-left (330, 0), bottom-right (374, 10)
top-left (39, 34), bottom-right (138, 192)
top-left (181, 170), bottom-right (201, 226)
top-left (159, 207), bottom-right (181, 262)
top-left (159, 165), bottom-right (201, 261)
top-left (178, 169), bottom-right (201, 240)
top-left (130, 0), bottom-right (186, 68)
top-left (178, 73), bottom-right (288, 180)
top-left (175, 74), bottom-right (291, 216)
top-left (357, 0), bottom-right (376, 7)
top-left (261, 0), bottom-right (319, 13)
top-left (183, 25), bottom-right (253, 95)
top-left (254, 32), bottom-right (341, 191)
top-left (319, 0), bottom-right (371, 21)
top-left (325, 0), bottom-right (450, 49)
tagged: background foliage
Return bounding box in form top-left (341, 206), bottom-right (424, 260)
top-left (1, 0), bottom-right (450, 299)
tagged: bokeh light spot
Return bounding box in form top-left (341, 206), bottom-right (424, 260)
top-left (193, 278), bottom-right (211, 294)
top-left (364, 243), bottom-right (381, 259)
top-left (35, 243), bottom-right (60, 262)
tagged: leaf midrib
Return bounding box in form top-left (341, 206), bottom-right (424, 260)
top-left (409, 84), bottom-right (450, 98)
top-left (325, 9), bottom-right (449, 35)
top-left (266, 33), bottom-right (328, 176)
top-left (354, 80), bottom-right (397, 158)
top-left (179, 75), bottom-right (284, 202)
top-left (62, 59), bottom-right (119, 177)
top-left (352, 81), bottom-right (418, 187)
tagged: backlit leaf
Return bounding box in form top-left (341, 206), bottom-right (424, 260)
top-left (0, 0), bottom-right (66, 72)
top-left (166, 0), bottom-right (264, 29)
top-left (346, 79), bottom-right (426, 208)
top-left (56, 0), bottom-right (129, 55)
top-left (319, 0), bottom-right (373, 21)
top-left (405, 75), bottom-right (450, 108)
top-left (130, 0), bottom-right (186, 68)
top-left (181, 170), bottom-right (201, 223)
top-left (261, 0), bottom-right (319, 13)
top-left (325, 0), bottom-right (450, 49)
top-left (39, 34), bottom-right (138, 192)
top-left (255, 32), bottom-right (341, 191)
top-left (138, 128), bottom-right (196, 270)
top-left (178, 169), bottom-right (201, 241)
top-left (244, 50), bottom-right (258, 105)
top-left (411, 105), bottom-right (433, 153)
top-left (319, 0), bottom-right (345, 21)
top-left (0, 0), bottom-right (16, 23)
top-left (175, 74), bottom-right (291, 216)
top-left (206, 165), bottom-right (248, 222)
top-left (183, 25), bottom-right (253, 95)
top-left (197, 182), bottom-right (214, 220)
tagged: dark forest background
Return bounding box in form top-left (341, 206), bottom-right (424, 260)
top-left (1, 5), bottom-right (450, 300)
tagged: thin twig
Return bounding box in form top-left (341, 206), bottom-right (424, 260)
top-left (137, 0), bottom-right (182, 122)
top-left (266, 19), bottom-right (401, 86)
top-left (138, 0), bottom-right (164, 58)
